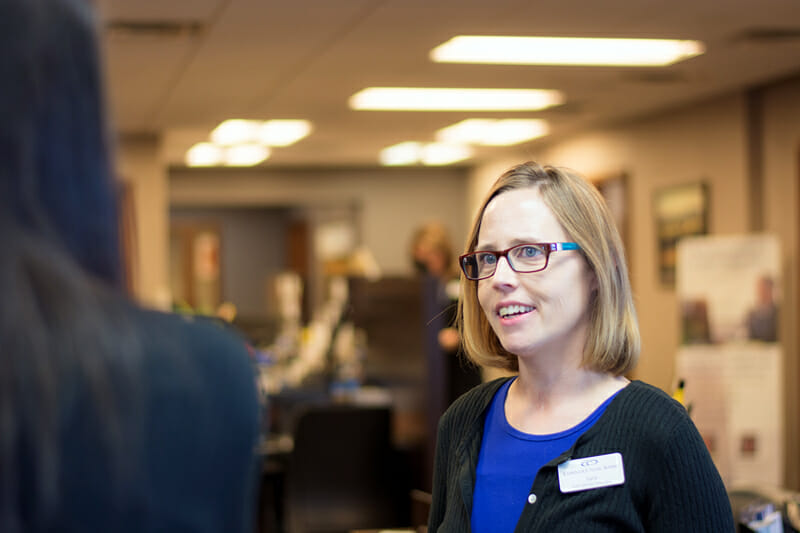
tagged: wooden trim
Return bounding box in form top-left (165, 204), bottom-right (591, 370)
top-left (117, 179), bottom-right (138, 296)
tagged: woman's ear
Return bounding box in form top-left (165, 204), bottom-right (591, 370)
top-left (588, 267), bottom-right (599, 293)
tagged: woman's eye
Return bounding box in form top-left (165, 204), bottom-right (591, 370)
top-left (479, 253), bottom-right (496, 265)
top-left (520, 246), bottom-right (542, 257)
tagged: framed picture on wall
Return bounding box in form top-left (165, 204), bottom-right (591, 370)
top-left (594, 172), bottom-right (629, 250)
top-left (170, 220), bottom-right (222, 314)
top-left (653, 181), bottom-right (709, 287)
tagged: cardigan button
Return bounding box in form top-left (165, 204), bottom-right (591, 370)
top-left (527, 493), bottom-right (537, 504)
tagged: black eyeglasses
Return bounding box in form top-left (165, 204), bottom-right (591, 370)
top-left (459, 242), bottom-right (580, 281)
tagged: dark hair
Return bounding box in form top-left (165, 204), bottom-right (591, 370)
top-left (0, 0), bottom-right (141, 529)
top-left (0, 0), bottom-right (121, 285)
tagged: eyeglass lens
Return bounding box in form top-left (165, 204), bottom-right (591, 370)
top-left (462, 244), bottom-right (549, 279)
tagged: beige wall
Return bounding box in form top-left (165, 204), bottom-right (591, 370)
top-left (542, 93), bottom-right (750, 392)
top-left (468, 78), bottom-right (800, 489)
top-left (116, 135), bottom-right (171, 310)
top-left (169, 166), bottom-right (469, 277)
top-left (762, 76), bottom-right (800, 489)
top-left (469, 95), bottom-right (750, 391)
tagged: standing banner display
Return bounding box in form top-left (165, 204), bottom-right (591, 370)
top-left (675, 234), bottom-right (783, 487)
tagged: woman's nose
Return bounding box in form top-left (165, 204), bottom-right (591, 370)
top-left (490, 256), bottom-right (517, 286)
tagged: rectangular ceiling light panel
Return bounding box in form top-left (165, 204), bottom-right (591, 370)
top-left (350, 87), bottom-right (564, 111)
top-left (431, 36), bottom-right (705, 66)
top-left (437, 118), bottom-right (549, 145)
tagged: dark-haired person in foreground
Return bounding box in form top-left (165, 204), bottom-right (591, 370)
top-left (0, 0), bottom-right (260, 531)
top-left (428, 162), bottom-right (734, 532)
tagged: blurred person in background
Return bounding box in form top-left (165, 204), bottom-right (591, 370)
top-left (746, 275), bottom-right (778, 342)
top-left (428, 162), bottom-right (733, 532)
top-left (0, 0), bottom-right (260, 531)
top-left (411, 222), bottom-right (481, 405)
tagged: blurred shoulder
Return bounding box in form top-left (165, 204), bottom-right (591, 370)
top-left (120, 307), bottom-right (260, 529)
top-left (125, 305), bottom-right (257, 403)
top-left (133, 307), bottom-right (250, 355)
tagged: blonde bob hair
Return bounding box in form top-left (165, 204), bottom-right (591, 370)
top-left (458, 161), bottom-right (640, 375)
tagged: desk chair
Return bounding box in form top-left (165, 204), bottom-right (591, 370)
top-left (284, 404), bottom-right (406, 533)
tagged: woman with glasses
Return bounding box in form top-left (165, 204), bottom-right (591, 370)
top-left (428, 162), bottom-right (733, 532)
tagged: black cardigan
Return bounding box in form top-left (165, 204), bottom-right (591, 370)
top-left (429, 378), bottom-right (735, 532)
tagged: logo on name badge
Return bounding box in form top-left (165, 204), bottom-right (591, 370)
top-left (558, 452), bottom-right (625, 493)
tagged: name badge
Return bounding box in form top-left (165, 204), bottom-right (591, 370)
top-left (558, 452), bottom-right (625, 493)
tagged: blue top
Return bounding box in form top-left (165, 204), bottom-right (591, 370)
top-left (471, 378), bottom-right (619, 533)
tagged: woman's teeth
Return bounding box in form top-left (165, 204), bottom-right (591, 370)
top-left (499, 305), bottom-right (534, 318)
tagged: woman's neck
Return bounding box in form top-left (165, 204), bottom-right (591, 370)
top-left (505, 364), bottom-right (628, 434)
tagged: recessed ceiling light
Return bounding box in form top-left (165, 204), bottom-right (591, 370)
top-left (431, 36), bottom-right (705, 66)
top-left (185, 142), bottom-right (271, 167)
top-left (350, 87), bottom-right (563, 111)
top-left (421, 143), bottom-right (472, 165)
top-left (224, 144), bottom-right (270, 166)
top-left (211, 118), bottom-right (312, 146)
top-left (380, 142), bottom-right (423, 166)
top-left (186, 142), bottom-right (223, 167)
top-left (211, 119), bottom-right (261, 145)
top-left (436, 118), bottom-right (549, 146)
top-left (257, 120), bottom-right (313, 146)
top-left (379, 141), bottom-right (472, 166)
